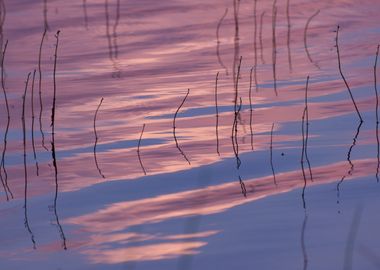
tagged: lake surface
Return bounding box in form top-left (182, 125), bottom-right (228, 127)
top-left (1, 0), bottom-right (380, 269)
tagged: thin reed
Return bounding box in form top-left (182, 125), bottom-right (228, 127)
top-left (272, 0), bottom-right (278, 96)
top-left (0, 40), bottom-right (12, 200)
top-left (137, 123), bottom-right (147, 175)
top-left (249, 67), bottom-right (254, 150)
top-left (304, 76), bottom-right (313, 181)
top-left (38, 28), bottom-right (49, 151)
top-left (51, 30), bottom-right (67, 250)
top-left (94, 97), bottom-right (105, 178)
top-left (253, 0), bottom-right (258, 91)
top-left (335, 25), bottom-right (363, 122)
top-left (270, 123), bottom-right (277, 186)
top-left (22, 72), bottom-right (36, 249)
top-left (173, 89), bottom-right (191, 165)
top-left (215, 72), bottom-right (220, 155)
top-left (374, 45), bottom-right (379, 182)
top-left (286, 0), bottom-right (292, 71)
top-left (232, 56), bottom-right (242, 169)
top-left (31, 69), bottom-right (39, 176)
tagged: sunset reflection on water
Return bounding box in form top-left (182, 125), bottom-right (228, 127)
top-left (0, 0), bottom-right (380, 269)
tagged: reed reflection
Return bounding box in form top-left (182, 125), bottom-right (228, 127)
top-left (343, 206), bottom-right (363, 270)
top-left (216, 8), bottom-right (229, 76)
top-left (105, 0), bottom-right (121, 77)
top-left (43, 0), bottom-right (49, 31)
top-left (67, 159), bottom-right (376, 236)
top-left (176, 168), bottom-right (212, 270)
top-left (232, 57), bottom-right (242, 170)
top-left (304, 10), bottom-right (320, 70)
top-left (336, 121), bottom-right (363, 208)
top-left (300, 213), bottom-right (308, 270)
top-left (301, 77), bottom-right (310, 209)
top-left (83, 0), bottom-right (89, 29)
top-left (259, 11), bottom-right (265, 64)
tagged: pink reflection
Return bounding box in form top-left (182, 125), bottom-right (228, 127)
top-left (0, 0), bottom-right (376, 200)
top-left (67, 158), bottom-right (376, 233)
top-left (82, 241), bottom-right (207, 264)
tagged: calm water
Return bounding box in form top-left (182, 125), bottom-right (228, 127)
top-left (1, 0), bottom-right (380, 269)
